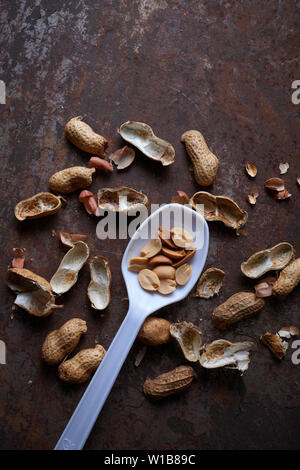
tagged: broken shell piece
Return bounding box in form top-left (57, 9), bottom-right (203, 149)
top-left (175, 264), bottom-right (192, 286)
top-left (194, 267), bottom-right (225, 299)
top-left (241, 242), bottom-right (294, 279)
top-left (254, 276), bottom-right (276, 298)
top-left (265, 177), bottom-right (285, 192)
top-left (88, 255), bottom-right (111, 310)
top-left (277, 326), bottom-right (299, 339)
top-left (170, 322), bottom-right (202, 362)
top-left (246, 186), bottom-right (259, 205)
top-left (297, 176), bottom-right (300, 186)
top-left (157, 279), bottom-right (176, 295)
top-left (245, 162), bottom-right (257, 177)
top-left (171, 227), bottom-right (194, 249)
top-left (6, 267), bottom-right (61, 317)
top-left (171, 190), bottom-right (190, 205)
top-left (14, 192), bottom-right (62, 221)
top-left (109, 146), bottom-right (135, 170)
top-left (279, 162), bottom-right (289, 174)
top-left (148, 255), bottom-right (173, 267)
top-left (172, 249), bottom-right (196, 268)
top-left (199, 339), bottom-right (253, 373)
top-left (190, 191), bottom-right (248, 232)
top-left (138, 269), bottom-right (160, 292)
top-left (50, 241), bottom-right (89, 294)
top-left (49, 167), bottom-right (95, 194)
top-left (128, 257), bottom-right (149, 272)
top-left (274, 189), bottom-right (292, 200)
top-left (134, 345), bottom-right (147, 367)
top-left (141, 238), bottom-right (162, 258)
top-left (58, 232), bottom-right (87, 248)
top-left (119, 121), bottom-right (175, 166)
top-left (12, 248), bottom-right (26, 268)
top-left (260, 332), bottom-right (288, 360)
top-left (97, 187), bottom-right (148, 213)
top-left (152, 265), bottom-right (175, 280)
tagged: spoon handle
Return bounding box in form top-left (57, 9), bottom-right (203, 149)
top-left (55, 306), bottom-right (145, 450)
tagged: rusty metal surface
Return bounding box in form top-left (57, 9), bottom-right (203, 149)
top-left (0, 0), bottom-right (299, 450)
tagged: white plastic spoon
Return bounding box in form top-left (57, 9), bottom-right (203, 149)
top-left (55, 203), bottom-right (209, 450)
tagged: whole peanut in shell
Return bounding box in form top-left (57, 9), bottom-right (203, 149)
top-left (272, 258), bottom-right (300, 297)
top-left (212, 292), bottom-right (264, 330)
top-left (42, 318), bottom-right (87, 365)
top-left (181, 130), bottom-right (219, 186)
top-left (58, 344), bottom-right (106, 384)
top-left (143, 365), bottom-right (196, 399)
top-left (49, 166), bottom-right (95, 194)
top-left (138, 317), bottom-right (171, 346)
top-left (65, 116), bottom-right (108, 156)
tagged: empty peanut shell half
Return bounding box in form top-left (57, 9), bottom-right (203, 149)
top-left (88, 255), bottom-right (111, 310)
top-left (141, 238), bottom-right (162, 258)
top-left (6, 267), bottom-right (60, 317)
top-left (175, 264), bottom-right (192, 286)
top-left (97, 187), bottom-right (148, 213)
top-left (138, 269), bottom-right (160, 292)
top-left (15, 192), bottom-right (62, 221)
top-left (119, 121), bottom-right (175, 166)
top-left (171, 227), bottom-right (194, 249)
top-left (194, 268), bottom-right (225, 299)
top-left (199, 339), bottom-right (253, 373)
top-left (50, 241), bottom-right (89, 294)
top-left (170, 322), bottom-right (202, 362)
top-left (190, 191), bottom-right (248, 232)
top-left (241, 242), bottom-right (294, 279)
top-left (49, 167), bottom-right (95, 194)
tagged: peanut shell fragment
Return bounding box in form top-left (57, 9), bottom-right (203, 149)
top-left (194, 267), bottom-right (225, 299)
top-left (50, 241), bottom-right (89, 295)
top-left (241, 242), bottom-right (294, 279)
top-left (97, 187), bottom-right (148, 213)
top-left (49, 167), bottom-right (95, 194)
top-left (138, 269), bottom-right (160, 292)
top-left (15, 192), bottom-right (62, 221)
top-left (181, 130), bottom-right (219, 186)
top-left (65, 116), bottom-right (108, 156)
top-left (42, 318), bottom-right (87, 365)
top-left (138, 317), bottom-right (171, 346)
top-left (170, 322), bottom-right (202, 362)
top-left (175, 263), bottom-right (192, 286)
top-left (265, 177), bottom-right (285, 192)
top-left (109, 146), bottom-right (135, 170)
top-left (119, 121), bottom-right (175, 166)
top-left (88, 255), bottom-right (111, 310)
top-left (199, 339), bottom-right (253, 373)
top-left (245, 162), bottom-right (257, 177)
top-left (58, 344), bottom-right (106, 384)
top-left (143, 365), bottom-right (196, 400)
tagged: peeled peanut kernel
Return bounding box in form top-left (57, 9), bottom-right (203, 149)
top-left (161, 246), bottom-right (186, 260)
top-left (158, 279), bottom-right (177, 295)
top-left (157, 226), bottom-right (177, 249)
top-left (171, 227), bottom-right (194, 249)
top-left (175, 263), bottom-right (192, 286)
top-left (149, 255), bottom-right (173, 267)
top-left (173, 249), bottom-right (196, 268)
top-left (138, 269), bottom-right (160, 291)
top-left (140, 238), bottom-right (162, 258)
top-left (153, 265), bottom-right (175, 280)
top-left (128, 257), bottom-right (149, 272)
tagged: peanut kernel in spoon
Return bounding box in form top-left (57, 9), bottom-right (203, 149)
top-left (128, 257), bottom-right (149, 272)
top-left (149, 255), bottom-right (173, 267)
top-left (152, 265), bottom-right (175, 280)
top-left (138, 269), bottom-right (160, 292)
top-left (158, 279), bottom-right (177, 295)
top-left (171, 227), bottom-right (194, 249)
top-left (140, 238), bottom-right (162, 258)
top-left (175, 263), bottom-right (192, 286)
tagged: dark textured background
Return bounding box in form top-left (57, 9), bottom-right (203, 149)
top-left (0, 0), bottom-right (299, 450)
